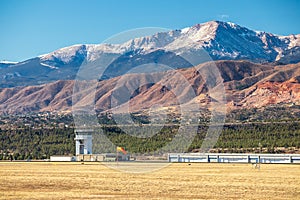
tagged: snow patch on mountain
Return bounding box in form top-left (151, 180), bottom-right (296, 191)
top-left (282, 34), bottom-right (300, 49)
top-left (0, 61), bottom-right (18, 64)
top-left (40, 62), bottom-right (59, 69)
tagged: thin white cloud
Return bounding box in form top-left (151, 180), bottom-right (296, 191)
top-left (218, 14), bottom-right (230, 21)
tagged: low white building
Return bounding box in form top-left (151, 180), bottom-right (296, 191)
top-left (50, 155), bottom-right (76, 162)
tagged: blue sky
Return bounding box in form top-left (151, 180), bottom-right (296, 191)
top-left (1, 0), bottom-right (300, 61)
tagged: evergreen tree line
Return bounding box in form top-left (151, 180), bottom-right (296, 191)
top-left (1, 122), bottom-right (300, 160)
top-left (0, 127), bottom-right (75, 160)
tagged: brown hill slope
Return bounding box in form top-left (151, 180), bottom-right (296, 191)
top-left (0, 61), bottom-right (299, 114)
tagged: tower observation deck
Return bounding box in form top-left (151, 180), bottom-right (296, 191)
top-left (74, 129), bottom-right (93, 155)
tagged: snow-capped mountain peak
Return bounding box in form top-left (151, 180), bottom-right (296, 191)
top-left (37, 20), bottom-right (300, 66)
top-left (39, 44), bottom-right (87, 63)
top-left (1, 21), bottom-right (299, 88)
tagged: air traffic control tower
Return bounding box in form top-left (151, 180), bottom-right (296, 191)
top-left (74, 129), bottom-right (93, 155)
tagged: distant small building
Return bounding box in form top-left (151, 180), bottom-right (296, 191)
top-left (102, 153), bottom-right (130, 162)
top-left (74, 129), bottom-right (93, 155)
top-left (50, 155), bottom-right (76, 162)
top-left (75, 153), bottom-right (130, 162)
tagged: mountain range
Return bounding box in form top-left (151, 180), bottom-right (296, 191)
top-left (0, 21), bottom-right (300, 115)
top-left (1, 21), bottom-right (300, 88)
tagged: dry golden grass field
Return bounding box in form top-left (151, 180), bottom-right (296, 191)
top-left (0, 162), bottom-right (299, 199)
